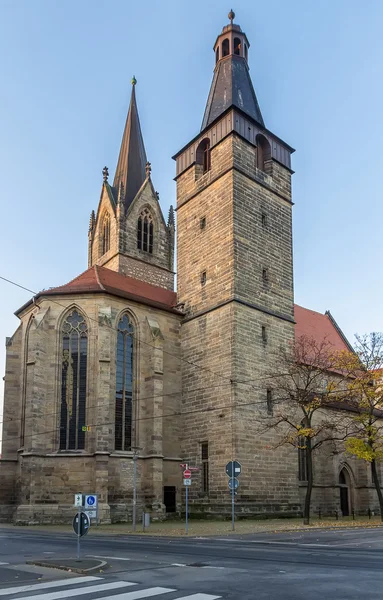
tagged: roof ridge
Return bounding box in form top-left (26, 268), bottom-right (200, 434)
top-left (46, 266), bottom-right (94, 292)
top-left (94, 264), bottom-right (106, 291)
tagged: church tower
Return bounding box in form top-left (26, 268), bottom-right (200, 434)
top-left (88, 78), bottom-right (175, 290)
top-left (175, 12), bottom-right (298, 513)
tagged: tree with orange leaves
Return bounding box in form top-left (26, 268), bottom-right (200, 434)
top-left (336, 333), bottom-right (383, 520)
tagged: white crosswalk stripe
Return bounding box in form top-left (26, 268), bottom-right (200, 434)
top-left (0, 577), bottom-right (100, 596)
top-left (0, 575), bottom-right (222, 600)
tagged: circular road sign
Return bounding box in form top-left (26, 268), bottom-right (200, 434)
top-left (72, 512), bottom-right (90, 537)
top-left (228, 477), bottom-right (239, 490)
top-left (183, 469), bottom-right (191, 479)
top-left (86, 495), bottom-right (96, 506)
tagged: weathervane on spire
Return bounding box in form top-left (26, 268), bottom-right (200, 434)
top-left (145, 161), bottom-right (152, 178)
top-left (102, 166), bottom-right (109, 182)
top-left (228, 9), bottom-right (235, 24)
top-left (131, 75), bottom-right (137, 86)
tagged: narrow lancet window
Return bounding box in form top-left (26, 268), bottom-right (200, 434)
top-left (115, 314), bottom-right (134, 451)
top-left (222, 38), bottom-right (229, 57)
top-left (60, 310), bottom-right (88, 450)
top-left (102, 214), bottom-right (110, 255)
top-left (196, 138), bottom-right (211, 174)
top-left (137, 209), bottom-right (153, 254)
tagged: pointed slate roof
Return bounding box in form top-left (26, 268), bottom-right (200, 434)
top-left (202, 55), bottom-right (264, 130)
top-left (113, 79), bottom-right (147, 209)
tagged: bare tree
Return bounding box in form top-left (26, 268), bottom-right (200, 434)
top-left (262, 335), bottom-right (351, 525)
top-left (336, 333), bottom-right (383, 520)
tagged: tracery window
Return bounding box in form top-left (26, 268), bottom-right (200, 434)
top-left (60, 310), bottom-right (88, 450)
top-left (102, 214), bottom-right (110, 255)
top-left (115, 314), bottom-right (134, 451)
top-left (137, 209), bottom-right (153, 253)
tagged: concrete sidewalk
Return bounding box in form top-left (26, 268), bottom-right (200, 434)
top-left (1, 516), bottom-right (383, 537)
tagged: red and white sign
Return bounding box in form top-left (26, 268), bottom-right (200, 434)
top-left (183, 469), bottom-right (191, 479)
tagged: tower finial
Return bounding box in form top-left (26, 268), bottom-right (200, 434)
top-left (145, 161), bottom-right (152, 178)
top-left (102, 166), bottom-right (109, 182)
top-left (131, 75), bottom-right (137, 86)
top-left (228, 9), bottom-right (235, 24)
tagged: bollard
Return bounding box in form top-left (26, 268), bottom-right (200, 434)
top-left (368, 508), bottom-right (371, 520)
top-left (335, 510), bottom-right (338, 520)
top-left (318, 508), bottom-right (322, 520)
top-left (352, 510), bottom-right (355, 521)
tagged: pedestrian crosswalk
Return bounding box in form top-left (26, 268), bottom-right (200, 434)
top-left (0, 575), bottom-right (222, 600)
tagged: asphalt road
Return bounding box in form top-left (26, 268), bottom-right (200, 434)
top-left (0, 526), bottom-right (382, 599)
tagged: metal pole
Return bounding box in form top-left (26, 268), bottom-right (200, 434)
top-left (76, 512), bottom-right (80, 560)
top-left (186, 484), bottom-right (189, 535)
top-left (231, 460), bottom-right (235, 531)
top-left (133, 452), bottom-right (137, 532)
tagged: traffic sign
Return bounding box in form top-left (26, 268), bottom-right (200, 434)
top-left (72, 512), bottom-right (90, 537)
top-left (228, 477), bottom-right (239, 490)
top-left (183, 469), bottom-right (191, 479)
top-left (226, 461), bottom-right (242, 478)
top-left (85, 495), bottom-right (97, 508)
top-left (184, 479), bottom-right (191, 486)
top-left (74, 494), bottom-right (83, 507)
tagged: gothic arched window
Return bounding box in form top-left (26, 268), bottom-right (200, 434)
top-left (102, 214), bottom-right (110, 255)
top-left (196, 138), bottom-right (211, 174)
top-left (137, 209), bottom-right (153, 254)
top-left (222, 38), bottom-right (229, 57)
top-left (115, 314), bottom-right (134, 451)
top-left (256, 134), bottom-right (272, 172)
top-left (60, 309), bottom-right (88, 450)
top-left (234, 37), bottom-right (241, 55)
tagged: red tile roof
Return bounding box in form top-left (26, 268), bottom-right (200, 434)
top-left (16, 266), bottom-right (179, 315)
top-left (294, 304), bottom-right (352, 352)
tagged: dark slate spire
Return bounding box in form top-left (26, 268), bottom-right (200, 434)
top-left (113, 77), bottom-right (147, 208)
top-left (201, 12), bottom-right (264, 131)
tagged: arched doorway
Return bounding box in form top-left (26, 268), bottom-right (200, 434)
top-left (339, 468), bottom-right (352, 516)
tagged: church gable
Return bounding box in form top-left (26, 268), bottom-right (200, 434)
top-left (90, 182), bottom-right (117, 267)
top-left (124, 177), bottom-right (170, 269)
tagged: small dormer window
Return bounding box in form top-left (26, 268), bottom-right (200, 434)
top-left (234, 37), bottom-right (241, 56)
top-left (222, 38), bottom-right (229, 57)
top-left (137, 209), bottom-right (153, 254)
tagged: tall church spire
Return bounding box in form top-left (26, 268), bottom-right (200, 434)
top-left (113, 77), bottom-right (147, 208)
top-left (201, 11), bottom-right (264, 131)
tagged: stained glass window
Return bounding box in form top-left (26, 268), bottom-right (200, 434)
top-left (115, 314), bottom-right (134, 451)
top-left (137, 209), bottom-right (153, 254)
top-left (60, 310), bottom-right (88, 450)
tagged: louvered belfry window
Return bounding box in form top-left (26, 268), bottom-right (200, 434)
top-left (60, 310), bottom-right (88, 450)
top-left (115, 314), bottom-right (134, 451)
top-left (137, 209), bottom-right (153, 254)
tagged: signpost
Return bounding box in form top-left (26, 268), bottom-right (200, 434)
top-left (180, 463), bottom-right (199, 535)
top-left (72, 510), bottom-right (90, 560)
top-left (226, 461), bottom-right (241, 531)
top-left (84, 494), bottom-right (98, 522)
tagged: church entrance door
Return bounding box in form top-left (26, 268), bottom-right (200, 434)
top-left (339, 468), bottom-right (351, 516)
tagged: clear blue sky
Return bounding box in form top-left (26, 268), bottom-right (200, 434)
top-left (1, 0), bottom-right (383, 405)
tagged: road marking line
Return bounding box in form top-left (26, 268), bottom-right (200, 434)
top-left (0, 576), bottom-right (100, 596)
top-left (171, 563), bottom-right (187, 567)
top-left (201, 566), bottom-right (225, 570)
top-left (14, 581), bottom-right (134, 600)
top-left (95, 588), bottom-right (175, 600)
top-left (175, 595), bottom-right (221, 600)
top-left (87, 555), bottom-right (131, 561)
top-left (0, 562), bottom-right (9, 566)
